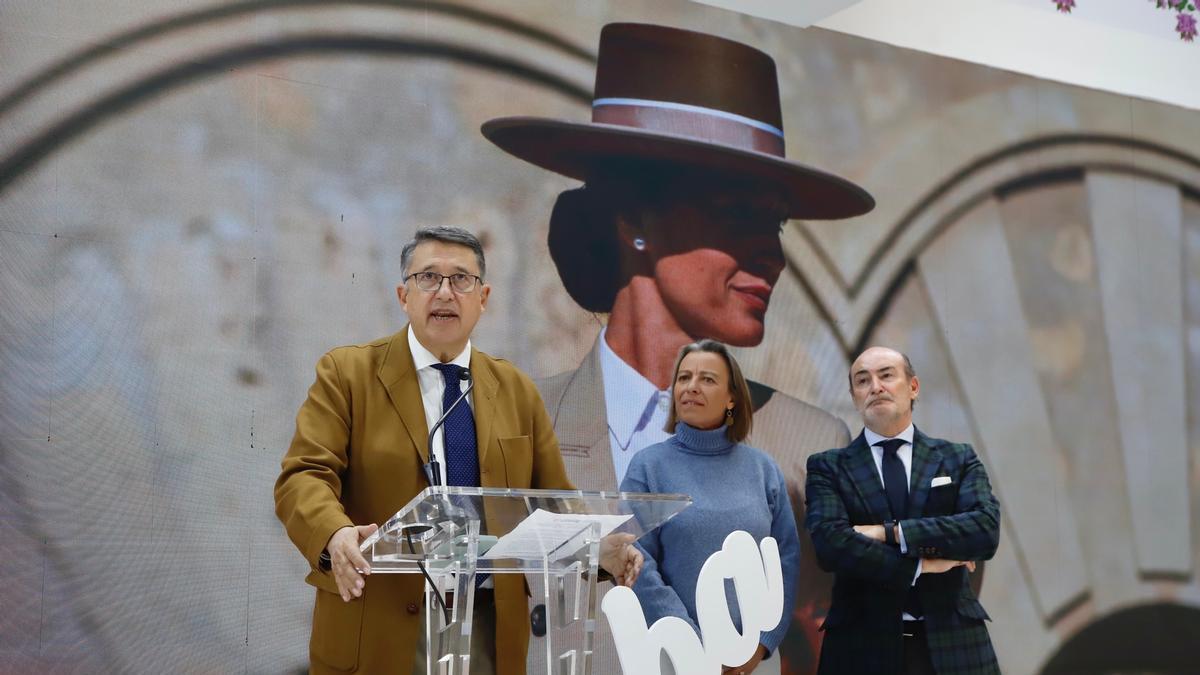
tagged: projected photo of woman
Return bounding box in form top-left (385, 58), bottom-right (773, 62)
top-left (483, 22), bottom-right (875, 672)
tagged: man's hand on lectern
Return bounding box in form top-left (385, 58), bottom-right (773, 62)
top-left (326, 523), bottom-right (379, 602)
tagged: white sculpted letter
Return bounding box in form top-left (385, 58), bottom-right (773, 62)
top-left (602, 531), bottom-right (784, 673)
top-left (694, 531), bottom-right (783, 667)
top-left (601, 586), bottom-right (719, 675)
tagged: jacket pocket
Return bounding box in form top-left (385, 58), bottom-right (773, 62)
top-left (923, 483), bottom-right (959, 515)
top-left (956, 596), bottom-right (992, 621)
top-left (310, 587), bottom-right (364, 671)
top-left (498, 435), bottom-right (533, 486)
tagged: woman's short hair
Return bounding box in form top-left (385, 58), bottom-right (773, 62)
top-left (663, 339), bottom-right (754, 443)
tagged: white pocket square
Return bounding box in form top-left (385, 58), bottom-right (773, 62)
top-left (931, 476), bottom-right (953, 488)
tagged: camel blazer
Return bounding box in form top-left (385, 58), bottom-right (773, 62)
top-left (529, 336), bottom-right (851, 674)
top-left (275, 329), bottom-right (572, 674)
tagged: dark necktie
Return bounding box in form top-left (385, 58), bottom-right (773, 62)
top-left (875, 437), bottom-right (924, 618)
top-left (431, 363), bottom-right (490, 588)
top-left (875, 438), bottom-right (909, 521)
top-left (431, 363), bottom-right (479, 487)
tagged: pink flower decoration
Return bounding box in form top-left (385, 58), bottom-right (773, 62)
top-left (1069, 1), bottom-right (1199, 43)
top-left (1178, 12), bottom-right (1198, 41)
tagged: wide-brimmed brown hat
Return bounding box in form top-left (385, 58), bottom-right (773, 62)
top-left (482, 22), bottom-right (875, 220)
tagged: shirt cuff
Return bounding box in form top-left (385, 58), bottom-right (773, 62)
top-left (912, 558), bottom-right (922, 586)
top-left (897, 522), bottom-right (908, 554)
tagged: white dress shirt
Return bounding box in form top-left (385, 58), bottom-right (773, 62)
top-left (598, 327), bottom-right (672, 485)
top-left (863, 423), bottom-right (923, 618)
top-left (407, 326), bottom-right (473, 488)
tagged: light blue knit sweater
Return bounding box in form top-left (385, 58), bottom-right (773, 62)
top-left (619, 422), bottom-right (800, 653)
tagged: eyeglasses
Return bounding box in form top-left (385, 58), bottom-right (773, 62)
top-left (405, 271), bottom-right (482, 293)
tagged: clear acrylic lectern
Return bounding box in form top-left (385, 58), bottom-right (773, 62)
top-left (359, 486), bottom-right (690, 675)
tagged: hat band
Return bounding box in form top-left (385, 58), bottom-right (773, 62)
top-left (592, 97), bottom-right (785, 157)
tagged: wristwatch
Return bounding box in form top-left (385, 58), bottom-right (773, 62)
top-left (883, 520), bottom-right (897, 546)
top-left (318, 550), bottom-right (332, 572)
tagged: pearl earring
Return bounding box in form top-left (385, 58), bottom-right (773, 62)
top-left (633, 237), bottom-right (646, 251)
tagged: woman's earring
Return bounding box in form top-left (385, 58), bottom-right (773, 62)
top-left (633, 237), bottom-right (646, 251)
top-left (725, 408), bottom-right (734, 426)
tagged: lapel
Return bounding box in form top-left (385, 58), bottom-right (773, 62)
top-left (555, 336), bottom-right (616, 487)
top-left (469, 347), bottom-right (499, 472)
top-left (906, 427), bottom-right (944, 519)
top-left (377, 327), bottom-right (430, 463)
top-left (841, 431), bottom-right (893, 524)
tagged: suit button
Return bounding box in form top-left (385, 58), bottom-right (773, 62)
top-left (406, 602), bottom-right (419, 615)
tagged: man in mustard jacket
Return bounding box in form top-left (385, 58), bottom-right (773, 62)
top-left (275, 226), bottom-right (641, 674)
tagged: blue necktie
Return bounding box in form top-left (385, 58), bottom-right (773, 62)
top-left (431, 363), bottom-right (479, 487)
top-left (875, 438), bottom-right (909, 520)
top-left (431, 363), bottom-right (489, 588)
top-left (875, 438), bottom-right (923, 618)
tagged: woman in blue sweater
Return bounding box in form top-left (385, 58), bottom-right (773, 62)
top-left (620, 339), bottom-right (800, 675)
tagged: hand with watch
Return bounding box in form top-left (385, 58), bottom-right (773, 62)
top-left (320, 523), bottom-right (380, 602)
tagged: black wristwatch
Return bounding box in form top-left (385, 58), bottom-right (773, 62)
top-left (318, 550), bottom-right (332, 572)
top-left (883, 520), bottom-right (897, 546)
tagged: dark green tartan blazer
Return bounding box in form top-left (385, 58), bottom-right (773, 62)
top-left (804, 428), bottom-right (1002, 675)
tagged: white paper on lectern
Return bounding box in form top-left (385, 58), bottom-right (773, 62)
top-left (482, 508), bottom-right (633, 560)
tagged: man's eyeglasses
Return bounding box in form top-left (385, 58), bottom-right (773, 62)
top-left (405, 271), bottom-right (482, 293)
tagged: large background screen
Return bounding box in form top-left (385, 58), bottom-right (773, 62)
top-left (2, 1), bottom-right (1198, 672)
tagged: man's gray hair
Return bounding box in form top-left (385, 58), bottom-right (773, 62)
top-left (900, 352), bottom-right (916, 380)
top-left (400, 226), bottom-right (486, 279)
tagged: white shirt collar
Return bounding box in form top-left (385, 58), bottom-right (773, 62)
top-left (864, 423), bottom-right (915, 448)
top-left (407, 325), bottom-right (472, 371)
top-left (598, 327), bottom-right (668, 444)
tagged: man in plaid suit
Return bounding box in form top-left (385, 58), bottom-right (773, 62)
top-left (805, 347), bottom-right (1001, 674)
